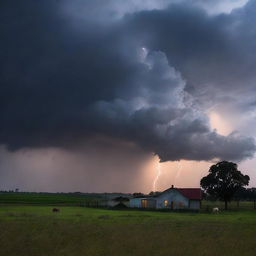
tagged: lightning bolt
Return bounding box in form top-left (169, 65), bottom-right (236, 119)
top-left (174, 161), bottom-right (183, 186)
top-left (152, 160), bottom-right (161, 192)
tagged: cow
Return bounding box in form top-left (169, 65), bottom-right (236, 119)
top-left (212, 207), bottom-right (219, 213)
top-left (52, 208), bottom-right (60, 212)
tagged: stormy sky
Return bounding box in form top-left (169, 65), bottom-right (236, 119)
top-left (1, 0), bottom-right (256, 192)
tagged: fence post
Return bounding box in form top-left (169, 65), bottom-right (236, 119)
top-left (254, 200), bottom-right (256, 210)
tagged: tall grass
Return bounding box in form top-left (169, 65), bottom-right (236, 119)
top-left (0, 206), bottom-right (256, 256)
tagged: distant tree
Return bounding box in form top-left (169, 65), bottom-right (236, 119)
top-left (133, 193), bottom-right (144, 198)
top-left (234, 187), bottom-right (256, 201)
top-left (149, 191), bottom-right (161, 196)
top-left (200, 161), bottom-right (250, 210)
top-left (113, 196), bottom-right (129, 203)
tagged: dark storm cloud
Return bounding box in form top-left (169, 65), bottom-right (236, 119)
top-left (125, 5), bottom-right (237, 93)
top-left (0, 0), bottom-right (255, 162)
top-left (124, 0), bottom-right (256, 103)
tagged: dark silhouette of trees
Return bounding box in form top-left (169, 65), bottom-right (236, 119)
top-left (149, 191), bottom-right (161, 196)
top-left (132, 193), bottom-right (144, 198)
top-left (234, 187), bottom-right (256, 200)
top-left (200, 161), bottom-right (250, 210)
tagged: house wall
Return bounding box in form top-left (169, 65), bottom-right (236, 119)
top-left (145, 199), bottom-right (157, 208)
top-left (156, 189), bottom-right (189, 209)
top-left (130, 198), bottom-right (143, 208)
top-left (189, 200), bottom-right (201, 209)
top-left (129, 198), bottom-right (156, 208)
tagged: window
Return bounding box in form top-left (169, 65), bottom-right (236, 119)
top-left (164, 200), bottom-right (168, 207)
top-left (141, 199), bottom-right (148, 208)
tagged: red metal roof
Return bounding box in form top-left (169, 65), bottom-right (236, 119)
top-left (177, 188), bottom-right (202, 200)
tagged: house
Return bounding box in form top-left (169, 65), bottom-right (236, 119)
top-left (129, 186), bottom-right (202, 210)
top-left (128, 196), bottom-right (156, 208)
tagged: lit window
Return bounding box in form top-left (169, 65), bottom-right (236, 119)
top-left (141, 199), bottom-right (148, 208)
top-left (164, 200), bottom-right (168, 207)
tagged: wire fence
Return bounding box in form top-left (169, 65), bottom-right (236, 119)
top-left (201, 200), bottom-right (256, 211)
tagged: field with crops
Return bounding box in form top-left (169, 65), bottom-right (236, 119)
top-left (0, 205), bottom-right (256, 256)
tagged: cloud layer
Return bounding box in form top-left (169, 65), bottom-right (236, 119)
top-left (0, 0), bottom-right (256, 162)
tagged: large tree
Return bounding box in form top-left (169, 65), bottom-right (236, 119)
top-left (200, 161), bottom-right (250, 210)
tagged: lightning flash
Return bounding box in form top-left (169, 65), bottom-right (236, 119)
top-left (152, 161), bottom-right (161, 192)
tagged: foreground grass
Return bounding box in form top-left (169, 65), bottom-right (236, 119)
top-left (0, 206), bottom-right (256, 256)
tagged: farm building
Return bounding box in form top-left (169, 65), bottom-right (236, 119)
top-left (130, 186), bottom-right (202, 210)
top-left (100, 196), bottom-right (131, 208)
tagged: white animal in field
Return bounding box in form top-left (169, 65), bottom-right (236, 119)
top-left (212, 207), bottom-right (219, 213)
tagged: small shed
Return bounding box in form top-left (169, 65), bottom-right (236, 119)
top-left (101, 196), bottom-right (130, 208)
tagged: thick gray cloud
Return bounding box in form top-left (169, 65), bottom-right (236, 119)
top-left (0, 0), bottom-right (255, 163)
top-left (124, 0), bottom-right (256, 103)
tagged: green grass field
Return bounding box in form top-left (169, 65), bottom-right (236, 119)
top-left (0, 205), bottom-right (256, 256)
top-left (0, 192), bottom-right (100, 205)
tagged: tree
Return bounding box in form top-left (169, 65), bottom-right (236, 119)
top-left (200, 161), bottom-right (250, 210)
top-left (149, 191), bottom-right (161, 196)
top-left (133, 192), bottom-right (144, 198)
